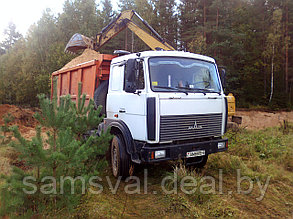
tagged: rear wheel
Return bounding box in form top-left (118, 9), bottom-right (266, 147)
top-left (111, 134), bottom-right (134, 178)
top-left (185, 155), bottom-right (208, 168)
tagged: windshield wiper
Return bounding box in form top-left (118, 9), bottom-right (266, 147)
top-left (176, 87), bottom-right (221, 95)
top-left (154, 86), bottom-right (188, 95)
top-left (174, 86), bottom-right (208, 95)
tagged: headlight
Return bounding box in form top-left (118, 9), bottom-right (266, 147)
top-left (218, 142), bottom-right (225, 149)
top-left (155, 150), bottom-right (166, 159)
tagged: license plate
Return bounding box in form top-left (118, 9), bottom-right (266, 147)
top-left (186, 150), bottom-right (205, 158)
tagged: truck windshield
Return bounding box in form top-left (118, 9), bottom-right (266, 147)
top-left (149, 57), bottom-right (221, 93)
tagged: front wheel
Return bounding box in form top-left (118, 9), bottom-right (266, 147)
top-left (111, 134), bottom-right (134, 178)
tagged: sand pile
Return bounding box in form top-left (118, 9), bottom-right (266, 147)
top-left (0, 104), bottom-right (37, 127)
top-left (0, 105), bottom-right (36, 175)
top-left (61, 49), bottom-right (100, 70)
top-left (235, 110), bottom-right (293, 130)
top-left (0, 104), bottom-right (39, 139)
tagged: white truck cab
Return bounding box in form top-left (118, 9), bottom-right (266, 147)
top-left (101, 50), bottom-right (228, 178)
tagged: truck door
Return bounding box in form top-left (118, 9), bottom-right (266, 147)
top-left (107, 61), bottom-right (147, 141)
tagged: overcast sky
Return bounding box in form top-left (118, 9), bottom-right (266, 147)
top-left (0, 0), bottom-right (119, 41)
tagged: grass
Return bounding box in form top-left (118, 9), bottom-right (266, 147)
top-left (0, 144), bottom-right (15, 176)
top-left (0, 142), bottom-right (16, 216)
top-left (1, 125), bottom-right (293, 218)
top-left (72, 125), bottom-right (293, 218)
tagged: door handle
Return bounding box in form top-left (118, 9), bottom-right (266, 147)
top-left (119, 109), bottom-right (126, 113)
top-left (169, 96), bottom-right (181, 99)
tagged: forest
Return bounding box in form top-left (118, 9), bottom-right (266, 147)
top-left (0, 0), bottom-right (292, 109)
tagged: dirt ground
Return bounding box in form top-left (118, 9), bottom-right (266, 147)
top-left (0, 104), bottom-right (39, 139)
top-left (1, 104), bottom-right (293, 133)
top-left (1, 104), bottom-right (293, 218)
top-left (235, 109), bottom-right (293, 130)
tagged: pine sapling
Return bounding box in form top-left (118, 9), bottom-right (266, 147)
top-left (0, 80), bottom-right (112, 216)
top-left (0, 113), bottom-right (14, 144)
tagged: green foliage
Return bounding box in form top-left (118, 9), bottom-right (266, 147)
top-left (0, 22), bottom-right (22, 53)
top-left (0, 85), bottom-right (112, 216)
top-left (0, 113), bottom-right (14, 144)
top-left (209, 126), bottom-right (293, 178)
top-left (153, 0), bottom-right (178, 47)
top-left (1, 0), bottom-right (293, 107)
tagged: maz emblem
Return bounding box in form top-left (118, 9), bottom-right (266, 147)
top-left (188, 121), bottom-right (203, 130)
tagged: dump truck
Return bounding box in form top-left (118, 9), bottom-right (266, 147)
top-left (52, 10), bottom-right (230, 178)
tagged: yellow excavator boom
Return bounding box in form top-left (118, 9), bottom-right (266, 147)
top-left (65, 10), bottom-right (174, 53)
top-left (64, 10), bottom-right (237, 120)
top-left (126, 21), bottom-right (174, 51)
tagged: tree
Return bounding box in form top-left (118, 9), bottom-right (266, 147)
top-left (153, 0), bottom-right (178, 48)
top-left (59, 0), bottom-right (99, 40)
top-left (0, 47), bottom-right (5, 56)
top-left (0, 39), bottom-right (27, 104)
top-left (0, 0), bottom-right (292, 108)
top-left (0, 113), bottom-right (14, 144)
top-left (118, 0), bottom-right (135, 11)
top-left (178, 0), bottom-right (199, 50)
top-left (263, 9), bottom-right (282, 103)
top-left (97, 0), bottom-right (125, 53)
top-left (0, 83), bottom-right (111, 216)
top-left (100, 0), bottom-right (116, 26)
top-left (287, 0), bottom-right (293, 105)
top-left (0, 22), bottom-right (22, 53)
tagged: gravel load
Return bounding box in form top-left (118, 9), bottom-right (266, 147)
top-left (60, 49), bottom-right (100, 70)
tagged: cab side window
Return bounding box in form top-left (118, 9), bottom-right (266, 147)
top-left (137, 61), bottom-right (145, 89)
top-left (123, 61), bottom-right (145, 90)
top-left (111, 65), bottom-right (122, 91)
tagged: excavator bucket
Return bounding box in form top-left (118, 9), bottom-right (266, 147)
top-left (64, 33), bottom-right (95, 54)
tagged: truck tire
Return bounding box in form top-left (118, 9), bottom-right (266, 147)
top-left (111, 134), bottom-right (134, 178)
top-left (94, 80), bottom-right (109, 116)
top-left (185, 155), bottom-right (208, 168)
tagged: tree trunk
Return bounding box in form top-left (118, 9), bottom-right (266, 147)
top-left (214, 6), bottom-right (219, 57)
top-left (216, 7), bottom-right (219, 30)
top-left (203, 0), bottom-right (206, 39)
top-left (262, 1), bottom-right (266, 96)
top-left (269, 44), bottom-right (275, 103)
top-left (285, 0), bottom-right (289, 93)
top-left (289, 81), bottom-right (293, 104)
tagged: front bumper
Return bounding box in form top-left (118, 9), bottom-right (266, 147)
top-left (140, 138), bottom-right (228, 163)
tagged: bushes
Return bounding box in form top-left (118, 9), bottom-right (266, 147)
top-left (208, 127), bottom-right (293, 180)
top-left (0, 113), bottom-right (14, 144)
top-left (0, 83), bottom-right (112, 217)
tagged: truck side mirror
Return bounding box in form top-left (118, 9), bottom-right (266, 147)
top-left (125, 59), bottom-right (138, 93)
top-left (219, 67), bottom-right (226, 90)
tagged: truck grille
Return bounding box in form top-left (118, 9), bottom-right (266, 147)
top-left (160, 113), bottom-right (222, 142)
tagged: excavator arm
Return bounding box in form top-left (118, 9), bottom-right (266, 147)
top-left (65, 10), bottom-right (174, 53)
top-left (64, 10), bottom-right (237, 120)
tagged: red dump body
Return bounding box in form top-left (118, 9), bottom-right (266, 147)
top-left (51, 54), bottom-right (116, 104)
